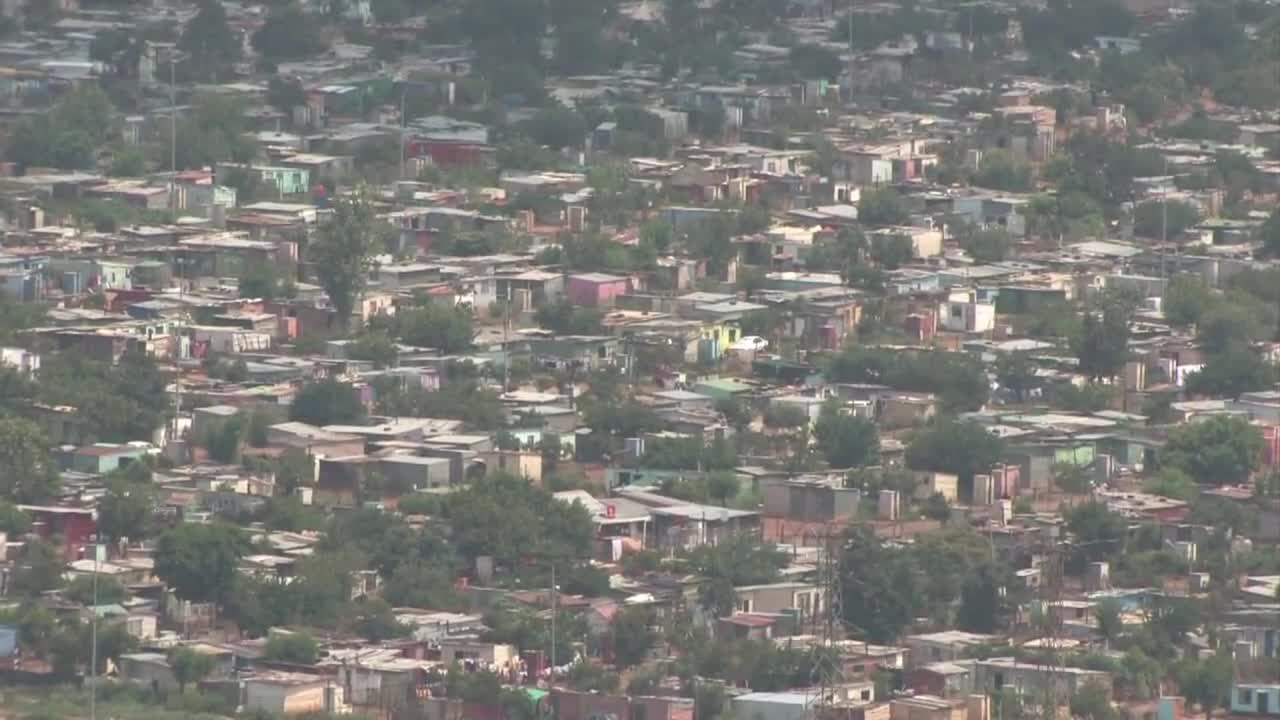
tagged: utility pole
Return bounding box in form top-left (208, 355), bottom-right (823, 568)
top-left (847, 0), bottom-right (854, 100)
top-left (169, 49), bottom-right (178, 214)
top-left (89, 540), bottom-right (102, 720)
top-left (549, 562), bottom-right (557, 680)
top-left (1160, 154), bottom-right (1168, 278)
top-left (399, 86), bottom-right (407, 182)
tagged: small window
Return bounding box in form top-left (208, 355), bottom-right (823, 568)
top-left (1241, 689), bottom-right (1254, 705)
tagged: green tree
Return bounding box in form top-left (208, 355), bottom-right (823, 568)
top-left (814, 403), bottom-right (879, 469)
top-left (179, 0), bottom-right (240, 81)
top-left (251, 3), bottom-right (328, 60)
top-left (347, 331), bottom-right (398, 369)
top-left (957, 562), bottom-right (1007, 633)
top-left (611, 607), bottom-right (657, 667)
top-left (1066, 501), bottom-right (1126, 562)
top-left (7, 85), bottom-right (112, 170)
top-left (1162, 276), bottom-right (1215, 326)
top-left (1142, 467), bottom-right (1199, 501)
top-left (995, 352), bottom-right (1040, 402)
top-left (310, 192), bottom-right (385, 330)
top-left (239, 263), bottom-right (291, 301)
top-left (169, 646), bottom-right (215, 693)
top-left (290, 379), bottom-right (365, 426)
top-left (1257, 208), bottom-right (1280, 259)
top-left (398, 304), bottom-right (474, 352)
top-left (1162, 414), bottom-right (1263, 485)
top-left (65, 574), bottom-right (126, 605)
top-left (1131, 199), bottom-right (1201, 239)
top-left (0, 417), bottom-right (58, 502)
top-left (905, 418), bottom-right (1004, 484)
top-left (1095, 598), bottom-right (1123, 648)
top-left (96, 478), bottom-right (154, 543)
top-left (840, 528), bottom-right (919, 642)
top-left (264, 631), bottom-right (319, 664)
top-left (960, 227), bottom-right (1012, 263)
top-left (1053, 462), bottom-right (1092, 494)
top-left (858, 188), bottom-right (911, 225)
top-left (446, 472), bottom-right (594, 569)
top-left (353, 598), bottom-right (408, 641)
top-left (153, 523), bottom-right (247, 605)
top-left (1185, 346), bottom-right (1277, 399)
top-left (1070, 681), bottom-right (1119, 720)
top-left (973, 150), bottom-right (1032, 192)
top-left (1072, 303), bottom-right (1131, 380)
top-left (11, 538), bottom-right (65, 597)
top-left (0, 500), bottom-right (31, 534)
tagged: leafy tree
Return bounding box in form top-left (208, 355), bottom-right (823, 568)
top-left (1095, 598), bottom-right (1123, 648)
top-left (169, 646), bottom-right (215, 693)
top-left (957, 562), bottom-right (1009, 633)
top-left (905, 418), bottom-right (1004, 483)
top-left (310, 192), bottom-right (385, 330)
top-left (252, 3), bottom-right (328, 61)
top-left (1185, 346), bottom-right (1277, 399)
top-left (153, 523), bottom-right (247, 605)
top-left (1053, 462), bottom-right (1092, 494)
top-left (353, 598), bottom-right (408, 641)
top-left (1172, 653), bottom-right (1233, 713)
top-left (995, 352), bottom-right (1040, 402)
top-left (166, 94), bottom-right (258, 170)
top-left (826, 348), bottom-right (989, 412)
top-left (446, 472), bottom-right (593, 569)
top-left (384, 560), bottom-right (462, 610)
top-left (7, 85), bottom-right (111, 170)
top-left (973, 150), bottom-right (1033, 192)
top-left (1162, 276), bottom-right (1215, 326)
top-left (858, 188), bottom-right (911, 226)
top-left (840, 528), bottom-right (919, 642)
top-left (398, 304), bottom-right (474, 352)
top-left (814, 403), bottom-right (879, 469)
top-left (0, 417), bottom-right (58, 502)
top-left (920, 492), bottom-right (951, 521)
top-left (38, 350), bottom-right (171, 443)
top-left (789, 44), bottom-right (841, 79)
top-left (1066, 501), bottom-right (1126, 563)
top-left (1131, 199), bottom-right (1201, 239)
top-left (1070, 681), bottom-right (1119, 720)
top-left (64, 574), bottom-right (125, 606)
top-left (346, 331), bottom-right (398, 369)
top-left (612, 607), bottom-right (656, 667)
top-left (535, 299), bottom-right (605, 335)
top-left (290, 379), bottom-right (365, 426)
top-left (960, 227), bottom-right (1012, 263)
top-left (202, 413), bottom-right (246, 464)
top-left (870, 233), bottom-right (913, 270)
top-left (264, 631), bottom-right (319, 664)
top-left (1054, 383), bottom-right (1114, 413)
top-left (682, 534), bottom-right (787, 586)
top-left (1162, 415), bottom-right (1262, 485)
top-left (96, 479), bottom-right (154, 543)
top-left (1072, 303), bottom-right (1131, 380)
top-left (11, 538), bottom-right (65, 597)
top-left (179, 0), bottom-right (240, 81)
top-left (0, 500), bottom-right (31, 534)
top-left (1142, 467), bottom-right (1198, 502)
top-left (521, 105), bottom-right (587, 150)
top-left (1258, 208), bottom-right (1280, 259)
top-left (239, 263), bottom-right (293, 301)
top-left (698, 576), bottom-right (737, 618)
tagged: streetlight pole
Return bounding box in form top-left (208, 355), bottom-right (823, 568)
top-left (89, 540), bottom-right (102, 720)
top-left (170, 49), bottom-right (177, 214)
top-left (549, 562), bottom-right (556, 680)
